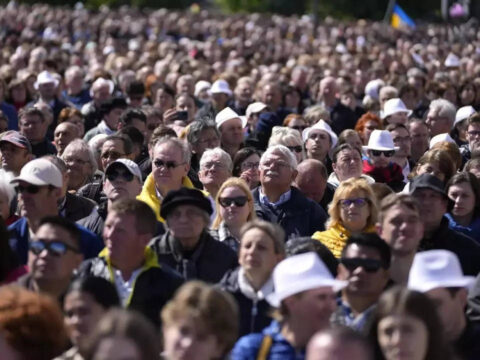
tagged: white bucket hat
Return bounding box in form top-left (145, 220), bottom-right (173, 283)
top-left (445, 53), bottom-right (461, 68)
top-left (209, 79), bottom-right (232, 97)
top-left (408, 250), bottom-right (475, 293)
top-left (302, 120), bottom-right (338, 150)
top-left (429, 133), bottom-right (455, 149)
top-left (194, 80), bottom-right (211, 97)
top-left (382, 98), bottom-right (412, 119)
top-left (34, 71), bottom-right (59, 90)
top-left (11, 158), bottom-right (62, 188)
top-left (362, 129), bottom-right (399, 152)
top-left (454, 105), bottom-right (476, 127)
top-left (246, 102), bottom-right (267, 118)
top-left (215, 107), bottom-right (247, 129)
top-left (266, 252), bottom-right (347, 307)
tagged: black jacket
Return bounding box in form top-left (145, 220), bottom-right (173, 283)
top-left (330, 100), bottom-right (357, 135)
top-left (218, 267), bottom-right (273, 336)
top-left (149, 230), bottom-right (238, 283)
top-left (252, 186), bottom-right (327, 240)
top-left (419, 217), bottom-right (480, 276)
top-left (61, 192), bottom-right (96, 222)
top-left (454, 318), bottom-right (480, 360)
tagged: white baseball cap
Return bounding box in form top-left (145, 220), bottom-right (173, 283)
top-left (209, 79), bottom-right (232, 97)
top-left (429, 133), bottom-right (455, 149)
top-left (34, 71), bottom-right (59, 90)
top-left (215, 107), bottom-right (247, 129)
top-left (408, 250), bottom-right (475, 293)
top-left (454, 105), bottom-right (476, 127)
top-left (11, 158), bottom-right (62, 188)
top-left (246, 102), bottom-right (267, 118)
top-left (194, 80), bottom-right (211, 97)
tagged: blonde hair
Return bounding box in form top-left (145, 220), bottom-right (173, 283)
top-left (326, 177), bottom-right (377, 229)
top-left (211, 177), bottom-right (256, 229)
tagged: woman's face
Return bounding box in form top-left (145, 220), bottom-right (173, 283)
top-left (461, 85), bottom-right (475, 106)
top-left (155, 89), bottom-right (174, 112)
top-left (416, 162), bottom-right (445, 182)
top-left (64, 291), bottom-right (107, 348)
top-left (378, 314), bottom-right (429, 360)
top-left (448, 182), bottom-right (476, 218)
top-left (163, 317), bottom-right (221, 360)
top-left (339, 191), bottom-right (370, 232)
top-left (239, 154), bottom-right (260, 189)
top-left (11, 84), bottom-right (26, 103)
top-left (218, 186), bottom-right (250, 228)
top-left (283, 138), bottom-right (304, 165)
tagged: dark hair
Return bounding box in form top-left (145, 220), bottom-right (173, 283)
top-left (285, 237), bottom-right (338, 276)
top-left (232, 147), bottom-right (262, 177)
top-left (369, 286), bottom-right (452, 360)
top-left (120, 108), bottom-right (147, 125)
top-left (38, 216), bottom-right (81, 249)
top-left (446, 171), bottom-right (480, 216)
top-left (103, 134), bottom-right (133, 156)
top-left (186, 120), bottom-right (219, 146)
top-left (66, 277), bottom-right (120, 309)
top-left (100, 97), bottom-right (127, 117)
top-left (332, 143), bottom-right (362, 164)
top-left (116, 126), bottom-right (144, 147)
top-left (19, 107), bottom-right (45, 123)
top-left (341, 233), bottom-right (391, 269)
top-left (149, 126), bottom-right (177, 148)
top-left (126, 80), bottom-right (145, 96)
top-left (109, 199), bottom-right (157, 235)
top-left (464, 157), bottom-right (480, 172)
top-left (155, 83), bottom-right (175, 99)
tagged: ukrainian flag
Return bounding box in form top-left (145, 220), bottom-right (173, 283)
top-left (391, 4), bottom-right (416, 29)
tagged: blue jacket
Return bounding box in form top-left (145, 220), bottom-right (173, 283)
top-left (231, 321), bottom-right (305, 360)
top-left (8, 217), bottom-right (104, 264)
top-left (2, 101), bottom-right (18, 130)
top-left (445, 213), bottom-right (480, 243)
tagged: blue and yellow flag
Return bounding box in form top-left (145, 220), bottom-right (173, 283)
top-left (391, 4), bottom-right (416, 29)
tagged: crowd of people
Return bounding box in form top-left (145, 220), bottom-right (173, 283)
top-left (2, 2), bottom-right (480, 360)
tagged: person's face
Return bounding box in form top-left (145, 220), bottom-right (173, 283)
top-left (460, 86), bottom-right (475, 106)
top-left (306, 334), bottom-right (372, 360)
top-left (426, 109), bottom-right (451, 137)
top-left (176, 96), bottom-right (196, 123)
top-left (11, 84), bottom-right (26, 103)
top-left (448, 182), bottom-right (476, 218)
top-left (340, 93), bottom-right (356, 111)
top-left (466, 123), bottom-right (480, 152)
top-left (166, 205), bottom-right (207, 246)
top-left (38, 82), bottom-right (56, 99)
top-left (64, 291), bottom-right (106, 348)
top-left (377, 314), bottom-right (428, 360)
top-left (219, 118), bottom-right (244, 147)
top-left (54, 123), bottom-right (78, 155)
top-left (15, 180), bottom-right (59, 219)
top-left (416, 162), bottom-right (445, 182)
top-left (199, 154), bottom-right (231, 190)
top-left (63, 148), bottom-right (92, 190)
top-left (152, 142), bottom-right (189, 193)
top-left (218, 186), bottom-right (250, 227)
top-left (176, 78), bottom-right (194, 95)
top-left (211, 93), bottom-right (229, 108)
top-left (338, 191), bottom-right (371, 232)
top-left (305, 130), bottom-right (331, 161)
top-left (192, 129), bottom-right (220, 157)
top-left (295, 169), bottom-right (326, 203)
top-left (368, 149), bottom-right (393, 168)
top-left (363, 120), bottom-right (380, 144)
top-left (409, 122), bottom-right (429, 151)
top-left (19, 114), bottom-right (48, 142)
top-left (412, 188), bottom-right (447, 228)
top-left (103, 165), bottom-right (142, 202)
top-left (262, 84), bottom-right (281, 108)
top-left (0, 142), bottom-right (30, 173)
top-left (285, 90), bottom-right (301, 109)
top-left (155, 88), bottom-right (175, 112)
top-left (333, 149), bottom-right (362, 181)
top-left (66, 72), bottom-right (84, 93)
top-left (104, 107), bottom-right (125, 130)
top-left (468, 165), bottom-right (480, 180)
top-left (92, 336), bottom-right (142, 360)
top-left (379, 204), bottom-right (423, 256)
top-left (163, 316), bottom-right (222, 360)
top-left (100, 140), bottom-right (126, 171)
top-left (426, 287), bottom-right (467, 341)
top-left (259, 152), bottom-right (296, 189)
top-left (386, 113), bottom-right (408, 126)
top-left (28, 223), bottom-right (82, 282)
top-left (338, 243), bottom-right (389, 297)
top-left (390, 128), bottom-right (411, 158)
top-left (239, 154), bottom-right (260, 188)
top-left (93, 84), bottom-right (112, 103)
top-left (235, 81), bottom-right (252, 103)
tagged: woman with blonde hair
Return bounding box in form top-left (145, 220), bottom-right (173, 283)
top-left (312, 177), bottom-right (378, 257)
top-left (211, 177), bottom-right (256, 252)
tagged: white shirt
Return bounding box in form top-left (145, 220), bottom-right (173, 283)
top-left (113, 268), bottom-right (142, 306)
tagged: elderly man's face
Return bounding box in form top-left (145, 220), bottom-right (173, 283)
top-left (54, 123), bottom-right (78, 155)
top-left (0, 142), bottom-right (30, 173)
top-left (426, 109), bottom-right (451, 137)
top-left (199, 153), bottom-right (231, 191)
top-left (260, 151), bottom-right (296, 189)
top-left (62, 147), bottom-right (92, 191)
top-left (152, 142), bottom-right (189, 194)
top-left (103, 164), bottom-right (142, 202)
top-left (100, 139), bottom-right (126, 171)
top-left (166, 205), bottom-right (208, 248)
top-left (192, 128), bottom-right (220, 157)
top-left (94, 84), bottom-right (112, 103)
top-left (38, 82), bottom-right (56, 100)
top-left (219, 119), bottom-right (244, 148)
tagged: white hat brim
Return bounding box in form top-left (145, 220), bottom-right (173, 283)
top-left (382, 109), bottom-right (412, 120)
top-left (362, 146), bottom-right (400, 152)
top-left (409, 277), bottom-right (475, 293)
top-left (11, 174), bottom-right (57, 187)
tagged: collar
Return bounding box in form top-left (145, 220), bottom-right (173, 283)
top-left (259, 187), bottom-right (291, 208)
top-left (98, 120), bottom-right (116, 135)
top-left (237, 267), bottom-right (274, 301)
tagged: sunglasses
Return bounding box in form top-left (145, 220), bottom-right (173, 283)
top-left (339, 198), bottom-right (369, 208)
top-left (219, 196), bottom-right (248, 208)
top-left (15, 184), bottom-right (41, 194)
top-left (30, 240), bottom-right (80, 256)
top-left (153, 159), bottom-right (184, 169)
top-left (106, 170), bottom-right (134, 182)
top-left (287, 145), bottom-right (303, 153)
top-left (291, 126), bottom-right (307, 131)
top-left (370, 150), bottom-right (395, 157)
top-left (340, 258), bottom-right (384, 273)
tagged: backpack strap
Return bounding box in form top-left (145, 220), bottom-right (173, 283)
top-left (256, 335), bottom-right (273, 360)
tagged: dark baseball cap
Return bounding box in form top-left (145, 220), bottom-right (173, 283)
top-left (0, 131), bottom-right (32, 153)
top-left (410, 173), bottom-right (446, 197)
top-left (160, 187), bottom-right (212, 219)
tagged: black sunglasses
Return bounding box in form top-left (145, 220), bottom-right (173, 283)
top-left (287, 145), bottom-right (303, 153)
top-left (340, 258), bottom-right (384, 273)
top-left (106, 170), bottom-right (134, 182)
top-left (153, 159), bottom-right (183, 169)
top-left (15, 184), bottom-right (41, 194)
top-left (30, 240), bottom-right (80, 257)
top-left (219, 196), bottom-right (248, 208)
top-left (370, 150), bottom-right (395, 157)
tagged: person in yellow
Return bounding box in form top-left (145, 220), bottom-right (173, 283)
top-left (137, 137), bottom-right (194, 222)
top-left (312, 177), bottom-right (378, 258)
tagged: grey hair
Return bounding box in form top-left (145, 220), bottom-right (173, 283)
top-left (61, 138), bottom-right (98, 174)
top-left (64, 66), bottom-right (85, 82)
top-left (200, 147), bottom-right (233, 173)
top-left (153, 137), bottom-right (192, 164)
top-left (303, 105), bottom-right (330, 125)
top-left (429, 99), bottom-right (456, 124)
top-left (0, 178), bottom-right (15, 204)
top-left (268, 126), bottom-right (303, 147)
top-left (260, 144), bottom-right (298, 169)
top-left (187, 120), bottom-right (219, 145)
top-left (379, 85), bottom-right (398, 99)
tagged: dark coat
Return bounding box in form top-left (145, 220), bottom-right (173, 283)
top-left (149, 230), bottom-right (238, 283)
top-left (218, 268), bottom-right (273, 336)
top-left (61, 192), bottom-right (96, 222)
top-left (329, 100), bottom-right (357, 135)
top-left (252, 186), bottom-right (328, 240)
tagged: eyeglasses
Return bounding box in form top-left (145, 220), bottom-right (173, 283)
top-left (29, 240), bottom-right (80, 256)
top-left (106, 170), bottom-right (134, 182)
top-left (153, 159), bottom-right (185, 169)
top-left (339, 198), bottom-right (369, 208)
top-left (291, 125), bottom-right (307, 131)
top-left (340, 258), bottom-right (384, 273)
top-left (286, 145), bottom-right (303, 153)
top-left (468, 131), bottom-right (480, 137)
top-left (370, 150), bottom-right (395, 157)
top-left (241, 162), bottom-right (259, 170)
top-left (219, 196), bottom-right (248, 208)
top-left (201, 161), bottom-right (227, 170)
top-left (15, 184), bottom-right (41, 194)
top-left (197, 137), bottom-right (219, 146)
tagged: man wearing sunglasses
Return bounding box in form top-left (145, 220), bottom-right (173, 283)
top-left (334, 233), bottom-right (391, 334)
top-left (362, 129), bottom-right (404, 192)
top-left (18, 216), bottom-right (83, 302)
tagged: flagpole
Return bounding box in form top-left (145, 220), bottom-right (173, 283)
top-left (384, 0), bottom-right (396, 23)
top-left (441, 0), bottom-right (448, 20)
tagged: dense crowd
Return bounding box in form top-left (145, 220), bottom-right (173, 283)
top-left (2, 2), bottom-right (480, 360)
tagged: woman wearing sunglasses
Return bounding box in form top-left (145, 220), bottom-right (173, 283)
top-left (312, 177), bottom-right (378, 258)
top-left (211, 177), bottom-right (256, 253)
top-left (268, 126), bottom-right (305, 165)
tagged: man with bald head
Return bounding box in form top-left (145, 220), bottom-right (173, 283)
top-left (317, 76), bottom-right (356, 135)
top-left (54, 122), bottom-right (79, 156)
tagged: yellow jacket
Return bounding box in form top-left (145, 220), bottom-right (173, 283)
top-left (311, 223), bottom-right (377, 258)
top-left (136, 173), bottom-right (194, 222)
